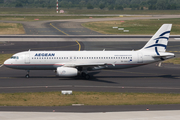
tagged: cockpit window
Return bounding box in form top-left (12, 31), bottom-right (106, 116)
top-left (10, 56), bottom-right (19, 59)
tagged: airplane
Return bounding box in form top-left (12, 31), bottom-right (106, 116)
top-left (4, 24), bottom-right (175, 79)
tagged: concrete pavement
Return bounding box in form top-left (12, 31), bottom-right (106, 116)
top-left (0, 110), bottom-right (180, 120)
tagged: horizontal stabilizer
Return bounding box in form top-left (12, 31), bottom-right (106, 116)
top-left (152, 52), bottom-right (175, 59)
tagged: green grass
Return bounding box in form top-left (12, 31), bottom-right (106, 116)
top-left (163, 57), bottom-right (180, 65)
top-left (0, 23), bottom-right (25, 34)
top-left (68, 9), bottom-right (180, 15)
top-left (1, 8), bottom-right (180, 15)
top-left (0, 8), bottom-right (56, 14)
top-left (0, 91), bottom-right (180, 106)
top-left (82, 18), bottom-right (180, 35)
top-left (0, 16), bottom-right (115, 21)
top-left (0, 54), bottom-right (13, 64)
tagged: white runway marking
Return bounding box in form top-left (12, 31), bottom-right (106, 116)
top-left (0, 64), bottom-right (3, 68)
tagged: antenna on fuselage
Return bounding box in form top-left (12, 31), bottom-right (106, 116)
top-left (103, 49), bottom-right (105, 51)
top-left (28, 49), bottom-right (31, 51)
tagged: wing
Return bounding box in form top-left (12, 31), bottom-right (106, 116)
top-left (63, 63), bottom-right (106, 67)
top-left (55, 63), bottom-right (107, 70)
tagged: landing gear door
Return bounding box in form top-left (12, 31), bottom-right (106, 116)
top-left (25, 53), bottom-right (30, 64)
top-left (138, 52), bottom-right (143, 63)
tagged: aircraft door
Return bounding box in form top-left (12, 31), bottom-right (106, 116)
top-left (25, 53), bottom-right (30, 64)
top-left (138, 52), bottom-right (143, 63)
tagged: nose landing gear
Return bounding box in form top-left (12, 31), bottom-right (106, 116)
top-left (25, 70), bottom-right (30, 78)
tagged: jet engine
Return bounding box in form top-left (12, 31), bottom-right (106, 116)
top-left (56, 67), bottom-right (78, 77)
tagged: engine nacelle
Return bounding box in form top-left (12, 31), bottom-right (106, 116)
top-left (56, 67), bottom-right (78, 77)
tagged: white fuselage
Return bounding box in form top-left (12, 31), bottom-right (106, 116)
top-left (4, 50), bottom-right (159, 70)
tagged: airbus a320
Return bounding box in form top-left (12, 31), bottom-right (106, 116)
top-left (4, 24), bottom-right (175, 79)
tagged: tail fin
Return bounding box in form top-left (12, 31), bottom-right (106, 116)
top-left (140, 24), bottom-right (172, 55)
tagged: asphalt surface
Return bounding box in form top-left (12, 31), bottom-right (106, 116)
top-left (1, 40), bottom-right (179, 56)
top-left (1, 15), bottom-right (180, 112)
top-left (0, 41), bottom-right (84, 54)
top-left (0, 105), bottom-right (180, 112)
top-left (1, 41), bottom-right (180, 94)
top-left (1, 14), bottom-right (180, 35)
top-left (0, 40), bottom-right (180, 112)
top-left (22, 21), bottom-right (102, 35)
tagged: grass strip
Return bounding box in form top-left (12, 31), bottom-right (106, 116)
top-left (0, 23), bottom-right (25, 35)
top-left (0, 92), bottom-right (180, 106)
top-left (0, 54), bottom-right (13, 64)
top-left (0, 16), bottom-right (114, 21)
top-left (163, 57), bottom-right (180, 65)
top-left (82, 18), bottom-right (180, 35)
top-left (1, 8), bottom-right (180, 15)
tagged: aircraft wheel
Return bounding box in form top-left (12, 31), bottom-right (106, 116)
top-left (81, 72), bottom-right (86, 77)
top-left (25, 74), bottom-right (30, 78)
top-left (85, 74), bottom-right (90, 80)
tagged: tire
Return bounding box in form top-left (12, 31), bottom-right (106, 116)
top-left (85, 74), bottom-right (90, 80)
top-left (25, 74), bottom-right (29, 78)
top-left (81, 72), bottom-right (86, 77)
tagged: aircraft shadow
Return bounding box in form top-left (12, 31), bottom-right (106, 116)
top-left (94, 75), bottom-right (179, 79)
top-left (12, 73), bottom-right (179, 84)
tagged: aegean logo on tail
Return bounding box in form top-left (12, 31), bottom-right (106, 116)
top-left (145, 31), bottom-right (170, 49)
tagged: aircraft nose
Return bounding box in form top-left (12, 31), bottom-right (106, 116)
top-left (4, 59), bottom-right (10, 66)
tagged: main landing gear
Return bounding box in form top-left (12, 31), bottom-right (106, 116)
top-left (25, 70), bottom-right (30, 78)
top-left (81, 72), bottom-right (90, 80)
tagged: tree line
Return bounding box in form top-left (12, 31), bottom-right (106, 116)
top-left (1, 0), bottom-right (180, 10)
